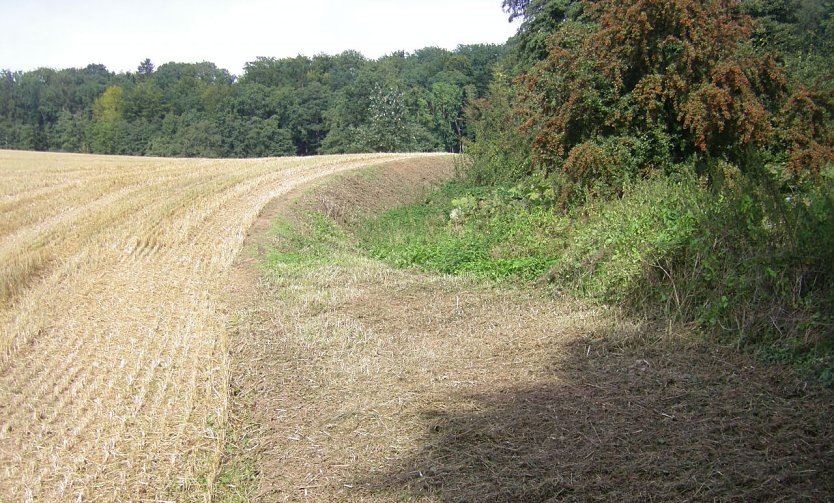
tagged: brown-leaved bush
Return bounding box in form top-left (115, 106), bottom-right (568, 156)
top-left (520, 0), bottom-right (834, 200)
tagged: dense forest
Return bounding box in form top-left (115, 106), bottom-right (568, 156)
top-left (0, 45), bottom-right (503, 157)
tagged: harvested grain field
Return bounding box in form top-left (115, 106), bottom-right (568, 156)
top-left (0, 150), bottom-right (451, 501)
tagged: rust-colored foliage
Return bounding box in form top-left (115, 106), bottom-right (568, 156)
top-left (519, 0), bottom-right (833, 195)
top-left (680, 61), bottom-right (772, 152)
top-left (591, 0), bottom-right (751, 87)
top-left (779, 86), bottom-right (834, 177)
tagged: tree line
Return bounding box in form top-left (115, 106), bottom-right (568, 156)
top-left (0, 45), bottom-right (503, 157)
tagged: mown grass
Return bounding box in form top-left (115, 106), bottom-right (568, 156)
top-left (355, 173), bottom-right (834, 385)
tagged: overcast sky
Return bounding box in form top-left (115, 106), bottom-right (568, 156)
top-left (0, 0), bottom-right (518, 76)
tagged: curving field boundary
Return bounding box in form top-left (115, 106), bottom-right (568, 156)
top-left (0, 150), bottom-right (450, 501)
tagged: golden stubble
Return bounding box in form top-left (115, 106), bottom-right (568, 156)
top-left (0, 150), bottom-right (448, 502)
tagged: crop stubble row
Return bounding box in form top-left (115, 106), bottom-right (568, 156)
top-left (0, 150), bottom-right (430, 501)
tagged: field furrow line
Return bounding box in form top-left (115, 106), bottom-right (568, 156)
top-left (0, 151), bottom-right (435, 501)
top-left (31, 288), bottom-right (186, 499)
top-left (0, 166), bottom-right (246, 358)
top-left (0, 158), bottom-right (181, 232)
top-left (0, 167), bottom-right (169, 236)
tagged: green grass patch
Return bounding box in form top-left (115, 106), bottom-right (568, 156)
top-left (354, 173), bottom-right (834, 385)
top-left (357, 177), bottom-right (704, 290)
top-left (358, 182), bottom-right (561, 281)
top-left (547, 176), bottom-right (707, 301)
top-left (214, 436), bottom-right (257, 503)
top-left (262, 213), bottom-right (350, 271)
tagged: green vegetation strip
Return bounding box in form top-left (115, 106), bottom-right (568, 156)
top-left (355, 174), bottom-right (834, 386)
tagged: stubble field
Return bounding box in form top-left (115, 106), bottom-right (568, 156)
top-left (0, 150), bottom-right (437, 501)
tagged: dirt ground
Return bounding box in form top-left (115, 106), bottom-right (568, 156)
top-left (219, 158), bottom-right (834, 502)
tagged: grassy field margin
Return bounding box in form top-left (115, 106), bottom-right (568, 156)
top-left (217, 158), bottom-right (834, 501)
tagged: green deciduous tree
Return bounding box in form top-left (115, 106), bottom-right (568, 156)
top-left (89, 85), bottom-right (129, 154)
top-left (503, 0), bottom-right (586, 66)
top-left (357, 84), bottom-right (433, 153)
top-left (137, 58), bottom-right (155, 79)
top-left (124, 81), bottom-right (165, 122)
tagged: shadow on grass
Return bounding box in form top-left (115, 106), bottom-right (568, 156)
top-left (357, 334), bottom-right (834, 502)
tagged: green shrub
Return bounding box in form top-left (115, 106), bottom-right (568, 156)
top-left (545, 175), bottom-right (706, 301)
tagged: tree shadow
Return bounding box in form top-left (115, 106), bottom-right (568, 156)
top-left (356, 332), bottom-right (834, 502)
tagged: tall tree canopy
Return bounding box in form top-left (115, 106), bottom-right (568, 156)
top-left (0, 45), bottom-right (503, 158)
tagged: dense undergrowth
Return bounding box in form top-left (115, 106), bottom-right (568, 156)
top-left (356, 169), bottom-right (834, 385)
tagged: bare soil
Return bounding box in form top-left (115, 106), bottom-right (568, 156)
top-left (220, 158), bottom-right (834, 502)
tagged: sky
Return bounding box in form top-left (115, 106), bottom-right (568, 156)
top-left (0, 0), bottom-right (519, 76)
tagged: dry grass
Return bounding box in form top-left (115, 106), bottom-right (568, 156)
top-left (221, 161), bottom-right (834, 501)
top-left (0, 149), bottom-right (449, 501)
